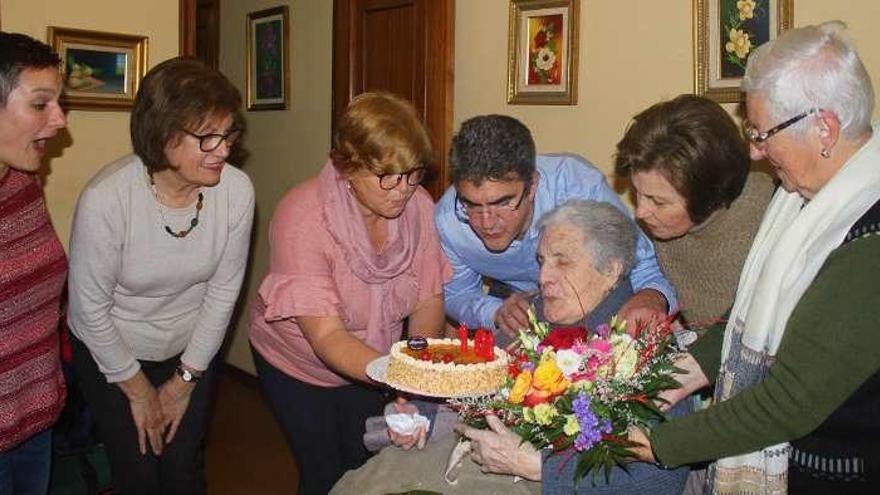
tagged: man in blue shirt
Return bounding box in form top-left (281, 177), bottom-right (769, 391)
top-left (435, 115), bottom-right (676, 338)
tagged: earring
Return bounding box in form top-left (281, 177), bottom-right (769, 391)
top-left (346, 181), bottom-right (352, 190)
top-left (820, 148), bottom-right (831, 158)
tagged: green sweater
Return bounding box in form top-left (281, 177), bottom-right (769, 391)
top-left (651, 231), bottom-right (880, 467)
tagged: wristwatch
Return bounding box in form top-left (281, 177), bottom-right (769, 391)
top-left (175, 365), bottom-right (201, 383)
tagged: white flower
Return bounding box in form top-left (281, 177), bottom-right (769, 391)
top-left (611, 333), bottom-right (639, 380)
top-left (534, 47), bottom-right (557, 72)
top-left (555, 349), bottom-right (584, 378)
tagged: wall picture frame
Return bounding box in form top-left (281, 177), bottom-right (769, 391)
top-left (246, 6), bottom-right (290, 111)
top-left (507, 0), bottom-right (579, 105)
top-left (47, 27), bottom-right (148, 111)
top-left (694, 0), bottom-right (793, 103)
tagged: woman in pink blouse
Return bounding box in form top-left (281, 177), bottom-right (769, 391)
top-left (249, 92), bottom-right (450, 495)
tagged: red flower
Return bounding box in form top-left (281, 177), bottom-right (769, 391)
top-left (540, 327), bottom-right (588, 350)
top-left (534, 29), bottom-right (548, 48)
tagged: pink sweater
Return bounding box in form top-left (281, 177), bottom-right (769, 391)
top-left (0, 169), bottom-right (67, 451)
top-left (250, 164), bottom-right (450, 387)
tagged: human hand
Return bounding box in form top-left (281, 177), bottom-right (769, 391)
top-left (118, 372), bottom-right (166, 455)
top-left (387, 397), bottom-right (427, 450)
top-left (627, 426), bottom-right (656, 463)
top-left (158, 374), bottom-right (196, 444)
top-left (617, 289), bottom-right (668, 335)
top-left (656, 352), bottom-right (709, 410)
top-left (454, 415), bottom-right (541, 481)
top-left (494, 292), bottom-right (536, 337)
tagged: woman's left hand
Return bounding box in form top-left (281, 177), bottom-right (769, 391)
top-left (158, 376), bottom-right (196, 444)
top-left (454, 415), bottom-right (542, 481)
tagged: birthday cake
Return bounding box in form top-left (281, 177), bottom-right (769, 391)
top-left (385, 334), bottom-right (509, 397)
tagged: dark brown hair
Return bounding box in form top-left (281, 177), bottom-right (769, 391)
top-left (329, 92), bottom-right (432, 176)
top-left (130, 57), bottom-right (242, 172)
top-left (614, 95), bottom-right (750, 224)
top-left (0, 33), bottom-right (61, 105)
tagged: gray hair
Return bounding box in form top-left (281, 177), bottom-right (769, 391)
top-left (537, 199), bottom-right (636, 282)
top-left (742, 21), bottom-right (874, 139)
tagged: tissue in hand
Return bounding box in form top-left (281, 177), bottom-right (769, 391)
top-left (384, 412), bottom-right (430, 435)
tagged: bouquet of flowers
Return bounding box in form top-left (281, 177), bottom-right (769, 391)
top-left (451, 310), bottom-right (683, 483)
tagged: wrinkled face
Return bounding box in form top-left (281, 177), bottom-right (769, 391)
top-left (163, 113), bottom-right (236, 188)
top-left (0, 67), bottom-right (66, 173)
top-left (538, 224), bottom-right (620, 325)
top-left (348, 165), bottom-right (420, 219)
top-left (631, 169), bottom-right (694, 240)
top-left (455, 176), bottom-right (536, 253)
top-left (746, 95), bottom-right (824, 199)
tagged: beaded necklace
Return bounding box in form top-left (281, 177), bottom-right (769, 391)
top-left (149, 173), bottom-right (204, 238)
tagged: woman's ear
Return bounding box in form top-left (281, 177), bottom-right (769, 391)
top-left (602, 261), bottom-right (624, 288)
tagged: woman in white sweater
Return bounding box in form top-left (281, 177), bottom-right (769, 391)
top-left (67, 57), bottom-right (254, 495)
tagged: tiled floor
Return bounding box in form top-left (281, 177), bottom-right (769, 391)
top-left (204, 367), bottom-right (299, 495)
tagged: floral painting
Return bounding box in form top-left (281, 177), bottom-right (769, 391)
top-left (247, 6), bottom-right (290, 111)
top-left (527, 14), bottom-right (564, 85)
top-left (508, 0), bottom-right (579, 105)
top-left (720, 0), bottom-right (770, 79)
top-left (694, 0), bottom-right (792, 103)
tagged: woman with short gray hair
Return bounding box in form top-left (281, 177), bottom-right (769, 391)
top-left (629, 21), bottom-right (880, 493)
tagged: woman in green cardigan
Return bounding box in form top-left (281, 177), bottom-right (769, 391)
top-left (629, 21), bottom-right (880, 494)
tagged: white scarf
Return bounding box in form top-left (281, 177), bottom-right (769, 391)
top-left (712, 125), bottom-right (880, 494)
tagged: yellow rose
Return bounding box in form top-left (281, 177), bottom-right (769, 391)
top-left (737, 0), bottom-right (756, 21)
top-left (508, 370), bottom-right (533, 405)
top-left (532, 356), bottom-right (570, 394)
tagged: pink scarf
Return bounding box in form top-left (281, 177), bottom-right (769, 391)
top-left (319, 161), bottom-right (422, 352)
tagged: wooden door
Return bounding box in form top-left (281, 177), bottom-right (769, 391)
top-left (179, 0), bottom-right (220, 70)
top-left (333, 0), bottom-right (454, 199)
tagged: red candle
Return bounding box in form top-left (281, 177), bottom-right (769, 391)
top-left (458, 322), bottom-right (468, 353)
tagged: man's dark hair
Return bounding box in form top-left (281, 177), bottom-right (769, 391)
top-left (449, 115), bottom-right (536, 185)
top-left (0, 33), bottom-right (61, 105)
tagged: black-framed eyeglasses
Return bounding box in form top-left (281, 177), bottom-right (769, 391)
top-left (370, 166), bottom-right (427, 190)
top-left (454, 182), bottom-right (530, 223)
top-left (181, 127), bottom-right (242, 152)
top-left (743, 108), bottom-right (820, 146)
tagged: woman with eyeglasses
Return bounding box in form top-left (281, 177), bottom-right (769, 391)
top-left (67, 57), bottom-right (254, 494)
top-left (625, 21), bottom-right (880, 493)
top-left (248, 91), bottom-right (449, 495)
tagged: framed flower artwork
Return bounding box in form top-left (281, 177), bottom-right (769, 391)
top-left (694, 0), bottom-right (793, 103)
top-left (507, 0), bottom-right (579, 105)
top-left (246, 5), bottom-right (290, 111)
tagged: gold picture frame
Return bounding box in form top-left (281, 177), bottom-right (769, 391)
top-left (47, 27), bottom-right (148, 111)
top-left (246, 6), bottom-right (290, 111)
top-left (693, 0), bottom-right (792, 103)
top-left (507, 0), bottom-right (579, 105)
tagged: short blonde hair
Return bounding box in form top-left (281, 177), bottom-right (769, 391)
top-left (330, 92), bottom-right (432, 176)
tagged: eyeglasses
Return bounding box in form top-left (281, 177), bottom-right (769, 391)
top-left (454, 183), bottom-right (530, 223)
top-left (370, 166), bottom-right (427, 190)
top-left (182, 127), bottom-right (242, 152)
top-left (743, 108), bottom-right (820, 146)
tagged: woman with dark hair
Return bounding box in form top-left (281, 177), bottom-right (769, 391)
top-left (0, 32), bottom-right (67, 494)
top-left (629, 21), bottom-right (880, 493)
top-left (615, 94), bottom-right (775, 328)
top-left (249, 92), bottom-right (450, 494)
top-left (67, 57), bottom-right (254, 494)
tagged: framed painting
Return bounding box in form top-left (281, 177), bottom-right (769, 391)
top-left (694, 0), bottom-right (793, 103)
top-left (47, 27), bottom-right (148, 111)
top-left (246, 6), bottom-right (290, 111)
top-left (507, 0), bottom-right (579, 105)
